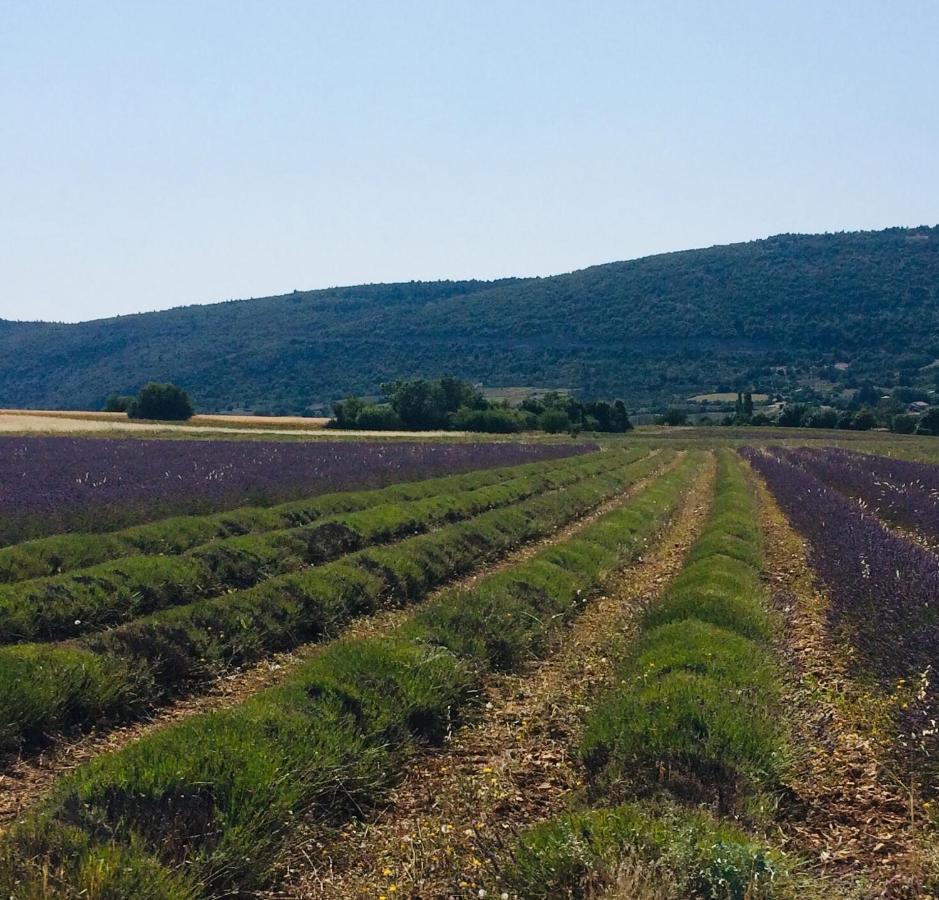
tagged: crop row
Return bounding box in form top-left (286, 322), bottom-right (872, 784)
top-left (743, 449), bottom-right (938, 771)
top-left (0, 449), bottom-right (668, 755)
top-left (776, 446), bottom-right (939, 544)
top-left (0, 454), bottom-right (702, 897)
top-left (0, 447), bottom-right (608, 585)
top-left (505, 451), bottom-right (797, 899)
top-left (0, 435), bottom-right (588, 545)
top-left (0, 449), bottom-right (640, 644)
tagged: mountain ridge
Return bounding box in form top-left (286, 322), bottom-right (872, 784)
top-left (2, 225), bottom-right (937, 412)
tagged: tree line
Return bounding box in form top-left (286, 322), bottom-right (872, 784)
top-left (658, 389), bottom-right (939, 435)
top-left (329, 378), bottom-right (632, 435)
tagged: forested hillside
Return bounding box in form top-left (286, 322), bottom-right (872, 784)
top-left (2, 226), bottom-right (938, 413)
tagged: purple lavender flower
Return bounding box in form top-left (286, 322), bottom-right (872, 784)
top-left (0, 436), bottom-right (590, 544)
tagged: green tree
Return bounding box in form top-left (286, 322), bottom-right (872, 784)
top-left (777, 404), bottom-right (807, 428)
top-left (891, 414), bottom-right (916, 434)
top-left (538, 408), bottom-right (571, 433)
top-left (854, 382), bottom-right (880, 408)
top-left (743, 391), bottom-right (754, 420)
top-left (610, 399), bottom-right (632, 432)
top-left (916, 407), bottom-right (939, 436)
top-left (807, 407), bottom-right (838, 429)
top-left (851, 408), bottom-right (877, 431)
top-left (103, 394), bottom-right (134, 413)
top-left (382, 379), bottom-right (449, 428)
top-left (658, 408), bottom-right (688, 426)
top-left (439, 376), bottom-right (484, 412)
top-left (587, 400), bottom-right (612, 431)
top-left (128, 382), bottom-right (194, 421)
top-left (354, 404), bottom-right (402, 429)
top-left (330, 396), bottom-right (365, 428)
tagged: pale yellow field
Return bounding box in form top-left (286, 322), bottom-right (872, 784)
top-left (0, 409), bottom-right (330, 430)
top-left (687, 392), bottom-right (770, 403)
top-left (0, 410), bottom-right (463, 439)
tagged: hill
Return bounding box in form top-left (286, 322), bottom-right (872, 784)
top-left (2, 226), bottom-right (938, 413)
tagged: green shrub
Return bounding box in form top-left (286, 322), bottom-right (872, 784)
top-left (0, 645), bottom-right (139, 752)
top-left (103, 393), bottom-right (135, 413)
top-left (353, 404), bottom-right (402, 429)
top-left (642, 583), bottom-right (773, 642)
top-left (628, 619), bottom-right (775, 689)
top-left (452, 406), bottom-right (526, 433)
top-left (583, 666), bottom-right (782, 800)
top-left (505, 801), bottom-right (798, 899)
top-left (506, 452), bottom-right (800, 899)
top-left (580, 451), bottom-right (785, 805)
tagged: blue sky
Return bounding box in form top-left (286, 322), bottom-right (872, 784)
top-left (2, 1), bottom-right (937, 322)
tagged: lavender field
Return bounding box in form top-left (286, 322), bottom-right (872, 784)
top-left (743, 448), bottom-right (938, 683)
top-left (1, 436), bottom-right (937, 896)
top-left (0, 435), bottom-right (588, 543)
top-left (777, 446), bottom-right (939, 544)
top-left (743, 447), bottom-right (938, 803)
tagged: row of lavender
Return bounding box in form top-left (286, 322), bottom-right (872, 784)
top-left (742, 448), bottom-right (936, 781)
top-left (778, 446), bottom-right (939, 543)
top-left (0, 436), bottom-right (591, 545)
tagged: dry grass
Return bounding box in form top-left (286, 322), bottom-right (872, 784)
top-left (1, 409), bottom-right (330, 427)
top-left (687, 392), bottom-right (770, 403)
top-left (0, 410), bottom-right (470, 438)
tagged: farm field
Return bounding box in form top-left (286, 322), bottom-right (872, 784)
top-left (0, 434), bottom-right (584, 543)
top-left (687, 392), bottom-right (771, 403)
top-left (0, 410), bottom-right (331, 437)
top-left (0, 410), bottom-right (474, 439)
top-left (0, 430), bottom-right (936, 898)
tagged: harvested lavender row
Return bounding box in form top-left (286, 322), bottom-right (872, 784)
top-left (742, 448), bottom-right (938, 686)
top-left (779, 446), bottom-right (939, 543)
top-left (0, 436), bottom-right (591, 545)
top-left (841, 448), bottom-right (939, 496)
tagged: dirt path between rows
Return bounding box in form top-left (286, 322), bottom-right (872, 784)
top-left (0, 453), bottom-right (673, 832)
top-left (748, 465), bottom-right (931, 898)
top-left (260, 453), bottom-right (715, 899)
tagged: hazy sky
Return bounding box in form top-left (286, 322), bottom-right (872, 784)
top-left (2, 1), bottom-right (937, 323)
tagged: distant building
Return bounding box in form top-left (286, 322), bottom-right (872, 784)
top-left (908, 401), bottom-right (930, 413)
